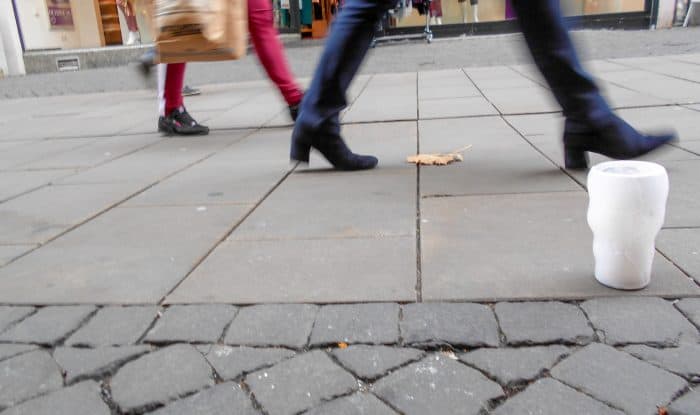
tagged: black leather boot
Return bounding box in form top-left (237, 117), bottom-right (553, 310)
top-left (291, 124), bottom-right (378, 171)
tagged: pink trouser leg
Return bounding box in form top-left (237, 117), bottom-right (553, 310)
top-left (247, 0), bottom-right (303, 106)
top-left (164, 63), bottom-right (186, 115)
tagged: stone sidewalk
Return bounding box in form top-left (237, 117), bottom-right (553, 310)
top-left (1, 53), bottom-right (700, 414)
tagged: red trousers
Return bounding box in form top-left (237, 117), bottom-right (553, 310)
top-left (162, 0), bottom-right (302, 115)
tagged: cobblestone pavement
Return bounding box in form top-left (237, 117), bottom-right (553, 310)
top-left (1, 48), bottom-right (700, 413)
top-left (0, 300), bottom-right (699, 414)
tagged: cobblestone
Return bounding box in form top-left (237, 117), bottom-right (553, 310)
top-left (331, 345), bottom-right (424, 380)
top-left (495, 302), bottom-right (594, 345)
top-left (669, 389), bottom-right (700, 415)
top-left (304, 392), bottom-right (398, 415)
top-left (145, 305), bottom-right (238, 344)
top-left (110, 344), bottom-right (215, 413)
top-left (0, 381), bottom-right (110, 415)
top-left (551, 343), bottom-right (687, 414)
top-left (0, 344), bottom-right (37, 361)
top-left (204, 345), bottom-right (295, 381)
top-left (54, 345), bottom-right (151, 383)
top-left (246, 350), bottom-right (358, 415)
top-left (225, 304), bottom-right (318, 349)
top-left (0, 350), bottom-right (63, 410)
top-left (0, 306), bottom-right (96, 345)
top-left (676, 298), bottom-right (700, 328)
top-left (623, 344), bottom-right (700, 380)
top-left (372, 354), bottom-right (504, 415)
top-left (400, 303), bottom-right (499, 347)
top-left (149, 382), bottom-right (259, 415)
top-left (460, 345), bottom-right (570, 386)
top-left (582, 298), bottom-right (700, 346)
top-left (492, 378), bottom-right (624, 415)
top-left (66, 306), bottom-right (159, 347)
top-left (0, 306), bottom-right (34, 334)
top-left (310, 304), bottom-right (399, 346)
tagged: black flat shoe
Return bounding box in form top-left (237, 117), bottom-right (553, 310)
top-left (158, 107), bottom-right (209, 136)
top-left (291, 125), bottom-right (378, 171)
top-left (563, 115), bottom-right (677, 169)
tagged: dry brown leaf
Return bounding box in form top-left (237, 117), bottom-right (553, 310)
top-left (338, 342), bottom-right (348, 349)
top-left (407, 145), bottom-right (472, 166)
top-left (657, 407), bottom-right (668, 415)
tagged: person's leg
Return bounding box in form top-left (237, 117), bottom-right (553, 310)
top-left (510, 0), bottom-right (675, 168)
top-left (158, 63), bottom-right (209, 135)
top-left (290, 0), bottom-right (397, 170)
top-left (247, 0), bottom-right (303, 107)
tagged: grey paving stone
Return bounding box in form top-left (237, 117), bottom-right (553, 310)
top-left (0, 344), bottom-right (38, 362)
top-left (331, 345), bottom-right (424, 380)
top-left (144, 305), bottom-right (238, 344)
top-left (581, 297), bottom-right (700, 346)
top-left (303, 393), bottom-right (398, 415)
top-left (492, 378), bottom-right (624, 415)
top-left (669, 390), bottom-right (700, 415)
top-left (0, 305), bottom-right (96, 345)
top-left (400, 303), bottom-right (499, 347)
top-left (148, 382), bottom-right (259, 415)
top-left (676, 298), bottom-right (700, 328)
top-left (551, 343), bottom-right (687, 414)
top-left (372, 354), bottom-right (504, 415)
top-left (0, 245), bottom-right (35, 267)
top-left (204, 345), bottom-right (295, 381)
top-left (623, 344), bottom-right (700, 380)
top-left (460, 346), bottom-right (570, 386)
top-left (110, 344), bottom-right (215, 413)
top-left (310, 304), bottom-right (400, 346)
top-left (0, 381), bottom-right (110, 415)
top-left (0, 350), bottom-right (63, 409)
top-left (658, 228), bottom-right (700, 284)
top-left (0, 306), bottom-right (34, 333)
top-left (246, 350), bottom-right (358, 415)
top-left (66, 306), bottom-right (159, 347)
top-left (225, 304), bottom-right (318, 349)
top-left (495, 302), bottom-right (594, 345)
top-left (54, 346), bottom-right (152, 384)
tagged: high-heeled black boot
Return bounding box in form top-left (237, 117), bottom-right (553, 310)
top-left (291, 125), bottom-right (378, 171)
top-left (563, 115), bottom-right (677, 170)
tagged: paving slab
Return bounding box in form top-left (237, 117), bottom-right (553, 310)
top-left (0, 381), bottom-right (110, 415)
top-left (204, 345), bottom-right (295, 381)
top-left (676, 298), bottom-right (700, 328)
top-left (206, 91), bottom-right (286, 129)
top-left (372, 354), bottom-right (504, 415)
top-left (492, 378), bottom-right (624, 415)
top-left (420, 192), bottom-right (698, 301)
top-left (245, 350), bottom-right (358, 415)
top-left (331, 345), bottom-right (424, 380)
top-left (657, 228), bottom-right (700, 285)
top-left (66, 306), bottom-right (159, 346)
top-left (0, 344), bottom-right (38, 362)
top-left (0, 306), bottom-right (35, 334)
top-left (0, 170), bottom-right (73, 202)
top-left (0, 205), bottom-right (248, 304)
top-left (144, 305), bottom-right (238, 343)
top-left (494, 302), bottom-right (594, 345)
top-left (343, 73), bottom-right (417, 123)
top-left (0, 245), bottom-right (35, 267)
top-left (0, 182), bottom-right (142, 244)
top-left (149, 382), bottom-right (260, 415)
top-left (166, 237), bottom-right (416, 304)
top-left (418, 117), bottom-right (579, 197)
top-left (110, 344), bottom-right (214, 413)
top-left (54, 345), bottom-right (151, 383)
top-left (460, 346), bottom-right (570, 387)
top-left (303, 392), bottom-right (398, 415)
top-left (603, 84), bottom-right (670, 108)
top-left (0, 350), bottom-right (63, 410)
top-left (400, 303), bottom-right (499, 347)
top-left (419, 96), bottom-right (497, 119)
top-left (581, 297), bottom-right (700, 346)
top-left (481, 87), bottom-right (560, 114)
top-left (669, 390), bottom-right (700, 415)
top-left (551, 343), bottom-right (687, 414)
top-left (600, 70), bottom-right (700, 103)
top-left (616, 106), bottom-right (700, 142)
top-left (0, 305), bottom-right (96, 345)
top-left (310, 303), bottom-right (400, 346)
top-left (0, 139), bottom-right (90, 168)
top-left (224, 304), bottom-right (318, 349)
top-left (623, 344), bottom-right (700, 380)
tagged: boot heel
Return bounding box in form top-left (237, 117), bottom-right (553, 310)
top-left (564, 146), bottom-right (589, 170)
top-left (290, 137), bottom-right (311, 163)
